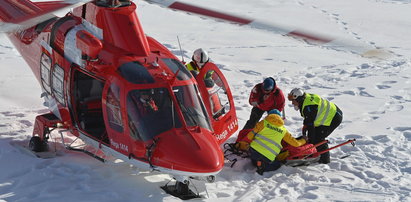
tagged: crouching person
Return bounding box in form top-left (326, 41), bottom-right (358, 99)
top-left (236, 109), bottom-right (306, 175)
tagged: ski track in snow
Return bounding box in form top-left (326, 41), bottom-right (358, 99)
top-left (224, 58), bottom-right (411, 201)
top-left (0, 51), bottom-right (409, 199)
top-left (296, 0), bottom-right (375, 48)
top-left (184, 23), bottom-right (411, 200)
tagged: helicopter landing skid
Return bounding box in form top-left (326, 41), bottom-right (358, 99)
top-left (161, 180), bottom-right (201, 200)
top-left (66, 146), bottom-right (106, 163)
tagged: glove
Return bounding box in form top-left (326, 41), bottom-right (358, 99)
top-left (302, 135), bottom-right (308, 142)
top-left (205, 71), bottom-right (213, 79)
top-left (276, 151), bottom-right (289, 161)
top-left (235, 141), bottom-right (250, 151)
top-left (302, 125), bottom-right (308, 136)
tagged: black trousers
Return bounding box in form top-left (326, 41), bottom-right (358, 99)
top-left (250, 148), bottom-right (282, 172)
top-left (308, 107), bottom-right (343, 163)
top-left (243, 107), bottom-right (265, 130)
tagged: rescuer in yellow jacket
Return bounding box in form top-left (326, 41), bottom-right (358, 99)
top-left (187, 48), bottom-right (224, 118)
top-left (288, 88), bottom-right (343, 164)
top-left (237, 109), bottom-right (306, 175)
top-left (186, 48), bottom-right (213, 79)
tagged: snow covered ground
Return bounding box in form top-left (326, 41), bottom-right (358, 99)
top-left (1, 0), bottom-right (411, 201)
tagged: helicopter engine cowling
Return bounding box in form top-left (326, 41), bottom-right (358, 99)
top-left (72, 1), bottom-right (150, 57)
top-left (76, 30), bottom-right (103, 60)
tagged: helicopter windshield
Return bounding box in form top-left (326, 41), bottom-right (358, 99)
top-left (173, 85), bottom-right (212, 131)
top-left (126, 87), bottom-right (182, 141)
top-left (118, 61), bottom-right (155, 84)
top-left (162, 58), bottom-right (192, 81)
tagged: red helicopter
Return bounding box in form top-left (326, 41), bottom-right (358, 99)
top-left (0, 0), bottom-right (385, 199)
top-left (1, 0), bottom-right (241, 199)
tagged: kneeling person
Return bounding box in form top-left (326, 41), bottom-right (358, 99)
top-left (236, 109), bottom-right (306, 175)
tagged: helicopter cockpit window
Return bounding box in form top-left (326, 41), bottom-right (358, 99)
top-left (173, 85), bottom-right (212, 131)
top-left (118, 61), bottom-right (154, 84)
top-left (162, 58), bottom-right (192, 81)
top-left (203, 70), bottom-right (230, 120)
top-left (127, 88), bottom-right (182, 141)
top-left (40, 53), bottom-right (51, 94)
top-left (106, 84), bottom-right (123, 132)
top-left (52, 64), bottom-right (65, 105)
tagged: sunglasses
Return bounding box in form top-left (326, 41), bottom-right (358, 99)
top-left (263, 89), bottom-right (272, 93)
top-left (263, 85), bottom-right (274, 93)
top-left (287, 94), bottom-right (295, 101)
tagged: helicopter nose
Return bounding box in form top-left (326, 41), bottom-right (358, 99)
top-left (154, 129), bottom-right (224, 174)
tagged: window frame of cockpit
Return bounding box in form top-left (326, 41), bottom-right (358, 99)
top-left (105, 83), bottom-right (124, 133)
top-left (40, 53), bottom-right (52, 94)
top-left (172, 84), bottom-right (212, 131)
top-left (161, 58), bottom-right (193, 81)
top-left (51, 63), bottom-right (65, 105)
top-left (125, 86), bottom-right (183, 142)
top-left (120, 58), bottom-right (210, 141)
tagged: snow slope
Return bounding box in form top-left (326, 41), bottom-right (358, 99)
top-left (1, 0), bottom-right (411, 201)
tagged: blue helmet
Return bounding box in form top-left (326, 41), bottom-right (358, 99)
top-left (263, 77), bottom-right (276, 92)
top-left (268, 109), bottom-right (282, 116)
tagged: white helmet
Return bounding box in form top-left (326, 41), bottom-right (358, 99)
top-left (288, 88), bottom-right (305, 101)
top-left (192, 48), bottom-right (209, 65)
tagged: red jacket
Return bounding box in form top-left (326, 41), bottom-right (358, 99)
top-left (249, 83), bottom-right (285, 111)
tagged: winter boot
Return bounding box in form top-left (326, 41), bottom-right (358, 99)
top-left (319, 151), bottom-right (330, 164)
top-left (256, 161), bottom-right (265, 175)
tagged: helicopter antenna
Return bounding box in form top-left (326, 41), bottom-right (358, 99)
top-left (177, 36), bottom-right (185, 63)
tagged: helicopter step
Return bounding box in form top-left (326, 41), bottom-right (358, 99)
top-left (66, 146), bottom-right (106, 163)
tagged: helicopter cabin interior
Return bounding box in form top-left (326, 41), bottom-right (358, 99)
top-left (72, 70), bottom-right (108, 144)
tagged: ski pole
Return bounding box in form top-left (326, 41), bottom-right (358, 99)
top-left (315, 139), bottom-right (356, 156)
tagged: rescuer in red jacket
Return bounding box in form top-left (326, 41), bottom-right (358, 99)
top-left (242, 77), bottom-right (285, 130)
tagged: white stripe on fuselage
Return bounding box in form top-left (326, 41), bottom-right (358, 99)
top-left (42, 93), bottom-right (62, 120)
top-left (40, 40), bottom-right (53, 54)
top-left (76, 132), bottom-right (221, 177)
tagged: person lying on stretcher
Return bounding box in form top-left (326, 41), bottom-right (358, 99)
top-left (235, 109), bottom-right (314, 175)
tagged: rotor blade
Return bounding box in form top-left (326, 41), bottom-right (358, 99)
top-left (0, 0), bottom-right (91, 33)
top-left (144, 0), bottom-right (390, 58)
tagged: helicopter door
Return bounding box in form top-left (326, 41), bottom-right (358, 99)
top-left (196, 63), bottom-right (238, 144)
top-left (101, 81), bottom-right (142, 156)
top-left (71, 69), bottom-right (108, 144)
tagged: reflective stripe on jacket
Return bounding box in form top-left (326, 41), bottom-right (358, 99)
top-left (250, 119), bottom-right (286, 161)
top-left (186, 62), bottom-right (200, 73)
top-left (302, 93), bottom-right (337, 127)
top-left (186, 61), bottom-right (214, 79)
